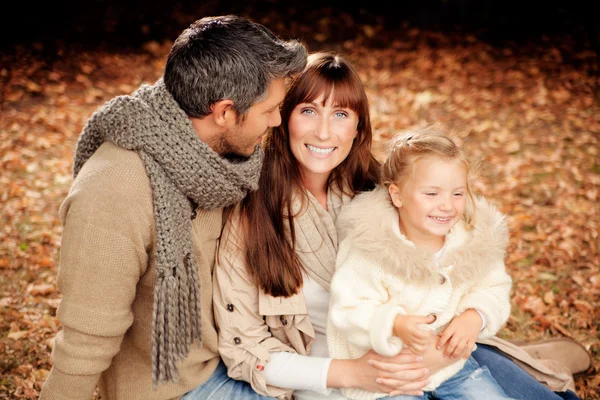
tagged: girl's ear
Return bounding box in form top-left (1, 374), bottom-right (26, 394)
top-left (211, 99), bottom-right (237, 128)
top-left (388, 184), bottom-right (403, 208)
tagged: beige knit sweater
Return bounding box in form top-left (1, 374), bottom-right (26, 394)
top-left (40, 142), bottom-right (221, 400)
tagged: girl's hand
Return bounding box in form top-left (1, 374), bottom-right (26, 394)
top-left (393, 314), bottom-right (436, 355)
top-left (436, 309), bottom-right (482, 359)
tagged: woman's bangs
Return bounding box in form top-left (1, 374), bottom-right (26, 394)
top-left (298, 73), bottom-right (363, 112)
top-left (328, 79), bottom-right (363, 112)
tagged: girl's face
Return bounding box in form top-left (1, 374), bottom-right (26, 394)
top-left (389, 157), bottom-right (467, 247)
top-left (288, 92), bottom-right (358, 186)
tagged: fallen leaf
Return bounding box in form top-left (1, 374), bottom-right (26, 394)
top-left (7, 330), bottom-right (29, 340)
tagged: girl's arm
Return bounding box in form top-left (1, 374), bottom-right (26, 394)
top-left (328, 239), bottom-right (461, 393)
top-left (455, 260), bottom-right (512, 338)
top-left (437, 260), bottom-right (512, 358)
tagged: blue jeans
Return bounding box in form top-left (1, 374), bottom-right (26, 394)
top-left (180, 360), bottom-right (276, 399)
top-left (472, 344), bottom-right (581, 400)
top-left (385, 356), bottom-right (515, 399)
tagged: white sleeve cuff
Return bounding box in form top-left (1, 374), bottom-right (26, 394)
top-left (264, 352), bottom-right (333, 394)
top-left (475, 309), bottom-right (487, 331)
top-left (369, 304), bottom-right (405, 357)
top-left (321, 358), bottom-right (333, 394)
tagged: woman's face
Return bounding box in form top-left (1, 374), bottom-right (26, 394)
top-left (288, 92), bottom-right (358, 185)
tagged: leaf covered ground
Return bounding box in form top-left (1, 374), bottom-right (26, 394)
top-left (1, 4), bottom-right (598, 399)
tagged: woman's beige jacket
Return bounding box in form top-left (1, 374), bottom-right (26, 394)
top-left (214, 209), bottom-right (313, 400)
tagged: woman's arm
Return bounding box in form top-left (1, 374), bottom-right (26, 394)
top-left (262, 342), bottom-right (442, 396)
top-left (263, 352), bottom-right (333, 394)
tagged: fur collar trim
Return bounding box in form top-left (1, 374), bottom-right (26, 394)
top-left (336, 186), bottom-right (509, 287)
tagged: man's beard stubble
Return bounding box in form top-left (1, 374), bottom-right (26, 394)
top-left (215, 128), bottom-right (258, 162)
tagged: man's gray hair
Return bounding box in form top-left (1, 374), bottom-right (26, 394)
top-left (164, 14), bottom-right (307, 118)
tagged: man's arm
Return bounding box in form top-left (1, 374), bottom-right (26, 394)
top-left (40, 145), bottom-right (153, 399)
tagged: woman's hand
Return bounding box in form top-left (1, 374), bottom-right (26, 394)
top-left (328, 350), bottom-right (429, 396)
top-left (327, 332), bottom-right (468, 395)
top-left (370, 336), bottom-right (468, 394)
top-left (365, 350), bottom-right (431, 396)
top-left (412, 334), bottom-right (464, 372)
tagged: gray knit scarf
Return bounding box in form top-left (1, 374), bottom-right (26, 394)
top-left (72, 79), bottom-right (263, 389)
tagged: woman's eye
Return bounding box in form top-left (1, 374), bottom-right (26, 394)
top-left (454, 192), bottom-right (464, 197)
top-left (334, 111), bottom-right (348, 118)
top-left (425, 193), bottom-right (437, 196)
top-left (301, 108), bottom-right (315, 115)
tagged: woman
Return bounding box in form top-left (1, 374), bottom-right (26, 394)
top-left (213, 52), bottom-right (584, 400)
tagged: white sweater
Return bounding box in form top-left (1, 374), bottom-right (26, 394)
top-left (327, 187), bottom-right (512, 400)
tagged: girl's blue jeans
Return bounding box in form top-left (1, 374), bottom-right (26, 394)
top-left (472, 344), bottom-right (580, 400)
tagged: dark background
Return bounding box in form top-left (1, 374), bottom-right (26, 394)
top-left (2, 0), bottom-right (599, 52)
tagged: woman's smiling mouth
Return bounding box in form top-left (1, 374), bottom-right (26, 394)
top-left (306, 144), bottom-right (336, 155)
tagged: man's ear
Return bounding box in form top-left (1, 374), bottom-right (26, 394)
top-left (212, 100), bottom-right (236, 128)
top-left (388, 184), bottom-right (403, 208)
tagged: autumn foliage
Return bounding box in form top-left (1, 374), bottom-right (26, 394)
top-left (1, 9), bottom-right (598, 400)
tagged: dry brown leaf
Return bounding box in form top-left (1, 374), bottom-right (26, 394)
top-left (522, 295), bottom-right (548, 316)
top-left (7, 331), bottom-right (29, 341)
top-left (27, 283), bottom-right (55, 296)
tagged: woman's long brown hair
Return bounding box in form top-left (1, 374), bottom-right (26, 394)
top-left (239, 52), bottom-right (381, 297)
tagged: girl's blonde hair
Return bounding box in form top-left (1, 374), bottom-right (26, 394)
top-left (381, 126), bottom-right (477, 230)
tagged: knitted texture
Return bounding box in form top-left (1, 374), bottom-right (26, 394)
top-left (72, 79), bottom-right (263, 389)
top-left (287, 185), bottom-right (350, 291)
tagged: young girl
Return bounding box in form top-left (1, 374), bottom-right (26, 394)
top-left (328, 128), bottom-right (515, 400)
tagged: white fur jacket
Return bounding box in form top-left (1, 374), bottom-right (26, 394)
top-left (327, 186), bottom-right (512, 399)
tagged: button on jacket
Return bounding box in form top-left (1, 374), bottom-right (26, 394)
top-left (213, 211), bottom-right (315, 400)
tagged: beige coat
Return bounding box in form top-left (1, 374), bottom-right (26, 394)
top-left (40, 143), bottom-right (222, 400)
top-left (214, 209), bottom-right (314, 400)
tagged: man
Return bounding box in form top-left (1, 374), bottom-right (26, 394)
top-left (40, 15), bottom-right (307, 400)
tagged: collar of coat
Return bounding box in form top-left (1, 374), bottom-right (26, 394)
top-left (335, 186), bottom-right (509, 287)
